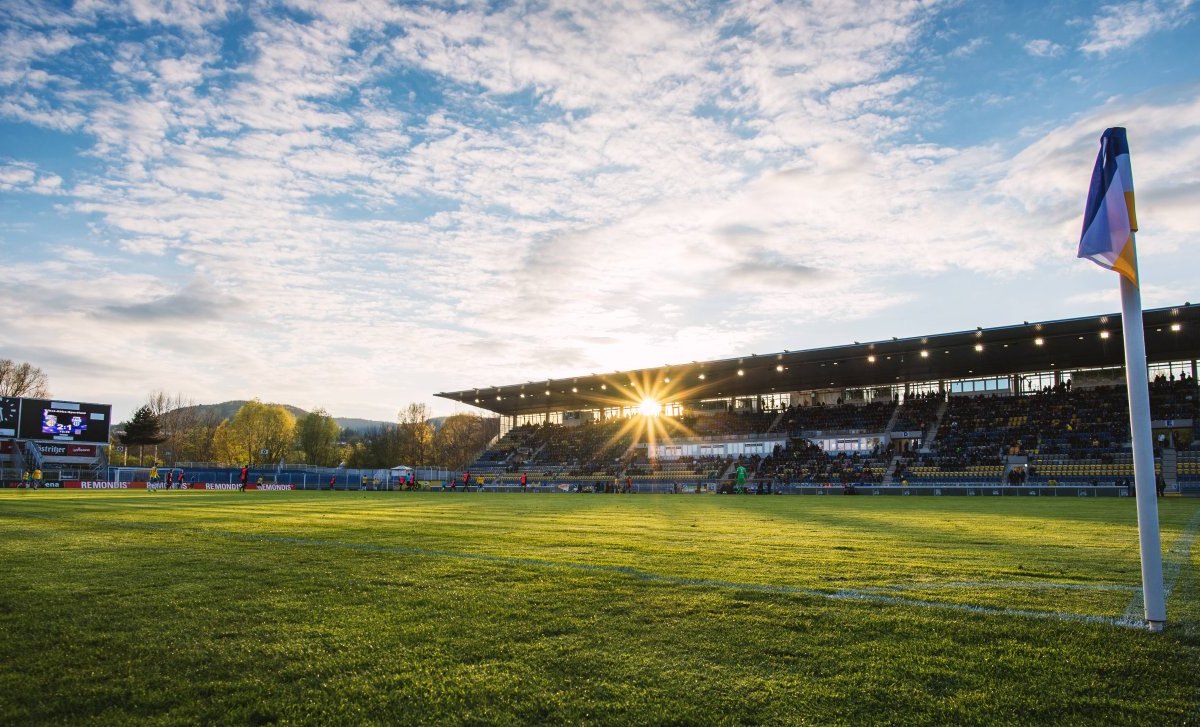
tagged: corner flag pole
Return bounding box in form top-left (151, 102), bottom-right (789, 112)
top-left (1119, 267), bottom-right (1166, 631)
top-left (1077, 127), bottom-right (1165, 631)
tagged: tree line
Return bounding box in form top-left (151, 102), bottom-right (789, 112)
top-left (2, 361), bottom-right (499, 470)
top-left (117, 394), bottom-right (499, 471)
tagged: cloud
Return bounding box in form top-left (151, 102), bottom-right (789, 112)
top-left (75, 0), bottom-right (233, 33)
top-left (1079, 0), bottom-right (1194, 55)
top-left (98, 278), bottom-right (246, 322)
top-left (0, 0), bottom-right (1197, 421)
top-left (0, 160), bottom-right (63, 193)
top-left (948, 36), bottom-right (987, 58)
top-left (1066, 282), bottom-right (1187, 309)
top-left (1024, 39), bottom-right (1065, 57)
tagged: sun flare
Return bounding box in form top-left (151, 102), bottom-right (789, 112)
top-left (638, 398), bottom-right (662, 416)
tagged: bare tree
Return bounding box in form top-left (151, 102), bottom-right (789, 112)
top-left (146, 392), bottom-right (193, 464)
top-left (0, 360), bottom-right (50, 398)
top-left (136, 391), bottom-right (224, 464)
top-left (434, 414), bottom-right (498, 470)
top-left (398, 402), bottom-right (434, 465)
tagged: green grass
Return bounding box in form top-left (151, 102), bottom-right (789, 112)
top-left (1, 491), bottom-right (1198, 725)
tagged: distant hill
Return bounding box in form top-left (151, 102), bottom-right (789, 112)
top-left (139, 402), bottom-right (491, 435)
top-left (163, 401), bottom-right (395, 433)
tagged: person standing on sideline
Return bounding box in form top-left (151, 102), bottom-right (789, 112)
top-left (32, 467), bottom-right (42, 489)
top-left (328, 475), bottom-right (336, 491)
top-left (176, 469), bottom-right (185, 488)
top-left (735, 463), bottom-right (747, 493)
top-left (520, 472), bottom-right (528, 492)
top-left (239, 465), bottom-right (248, 492)
top-left (462, 470), bottom-right (470, 491)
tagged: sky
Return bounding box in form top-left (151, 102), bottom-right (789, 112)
top-left (1, 0), bottom-right (1198, 425)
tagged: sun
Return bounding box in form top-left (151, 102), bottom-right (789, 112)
top-left (638, 398), bottom-right (662, 416)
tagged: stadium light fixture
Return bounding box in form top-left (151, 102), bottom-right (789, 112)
top-left (920, 350), bottom-right (929, 358)
top-left (776, 364), bottom-right (784, 372)
top-left (1171, 323), bottom-right (1182, 331)
top-left (601, 384), bottom-right (607, 390)
top-left (572, 387), bottom-right (578, 392)
top-left (1034, 337), bottom-right (1044, 346)
top-left (698, 373), bottom-right (706, 380)
top-left (1100, 331), bottom-right (1110, 339)
top-left (737, 369), bottom-right (744, 376)
top-left (867, 355), bottom-right (876, 362)
top-left (974, 343), bottom-right (983, 352)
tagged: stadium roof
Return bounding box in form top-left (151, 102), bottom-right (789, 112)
top-left (436, 304), bottom-right (1200, 417)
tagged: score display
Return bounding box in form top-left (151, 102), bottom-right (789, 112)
top-left (15, 399), bottom-right (112, 444)
top-left (0, 397), bottom-right (19, 437)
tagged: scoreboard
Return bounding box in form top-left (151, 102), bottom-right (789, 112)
top-left (0, 397), bottom-right (112, 444)
top-left (0, 397), bottom-right (19, 437)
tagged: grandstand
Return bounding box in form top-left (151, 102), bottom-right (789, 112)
top-left (438, 304), bottom-right (1200, 495)
top-left (6, 306), bottom-right (1198, 496)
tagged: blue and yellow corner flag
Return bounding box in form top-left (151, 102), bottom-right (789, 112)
top-left (1078, 127), bottom-right (1139, 286)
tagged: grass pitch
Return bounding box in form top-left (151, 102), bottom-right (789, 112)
top-left (2, 491), bottom-right (1198, 725)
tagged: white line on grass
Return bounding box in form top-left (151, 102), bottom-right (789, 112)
top-left (1121, 508), bottom-right (1200, 625)
top-left (188, 527), bottom-right (1152, 630)
top-left (855, 581), bottom-right (1140, 593)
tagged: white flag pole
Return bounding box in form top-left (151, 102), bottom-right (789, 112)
top-left (1119, 255), bottom-right (1166, 631)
